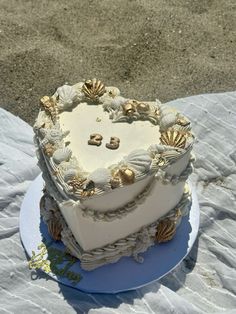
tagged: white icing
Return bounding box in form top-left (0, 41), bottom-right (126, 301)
top-left (52, 147), bottom-right (72, 164)
top-left (59, 102), bottom-right (160, 172)
top-left (82, 175), bottom-right (153, 211)
top-left (124, 149), bottom-right (152, 172)
top-left (165, 148), bottom-right (191, 176)
top-left (87, 168), bottom-right (111, 189)
top-left (159, 103), bottom-right (178, 131)
top-left (55, 85), bottom-right (78, 111)
top-left (64, 168), bottom-right (77, 182)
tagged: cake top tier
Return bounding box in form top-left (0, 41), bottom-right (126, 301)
top-left (34, 79), bottom-right (194, 200)
top-left (59, 101), bottom-right (160, 172)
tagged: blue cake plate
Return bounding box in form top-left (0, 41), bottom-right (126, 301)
top-left (20, 174), bottom-right (200, 294)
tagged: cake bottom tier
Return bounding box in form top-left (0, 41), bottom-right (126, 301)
top-left (40, 184), bottom-right (191, 271)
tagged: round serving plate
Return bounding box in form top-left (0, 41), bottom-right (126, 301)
top-left (20, 174), bottom-right (200, 294)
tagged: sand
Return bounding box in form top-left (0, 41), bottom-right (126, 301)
top-left (0, 0), bottom-right (235, 126)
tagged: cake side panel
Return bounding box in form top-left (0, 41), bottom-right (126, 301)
top-left (81, 175), bottom-right (153, 211)
top-left (59, 180), bottom-right (186, 251)
top-left (40, 183), bottom-right (192, 271)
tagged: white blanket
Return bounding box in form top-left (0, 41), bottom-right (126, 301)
top-left (0, 92), bottom-right (236, 314)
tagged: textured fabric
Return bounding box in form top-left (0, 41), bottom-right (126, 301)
top-left (0, 92), bottom-right (236, 314)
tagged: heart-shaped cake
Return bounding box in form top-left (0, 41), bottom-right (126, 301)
top-left (34, 79), bottom-right (194, 270)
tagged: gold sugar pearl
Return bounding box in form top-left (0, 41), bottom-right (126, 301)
top-left (136, 102), bottom-right (150, 113)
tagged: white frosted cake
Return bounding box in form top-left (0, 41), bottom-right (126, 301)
top-left (34, 79), bottom-right (194, 271)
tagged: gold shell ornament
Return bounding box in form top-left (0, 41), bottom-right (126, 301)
top-left (48, 216), bottom-right (62, 241)
top-left (156, 219), bottom-right (176, 243)
top-left (111, 167), bottom-right (135, 186)
top-left (40, 96), bottom-right (58, 123)
top-left (81, 180), bottom-right (96, 197)
top-left (39, 193), bottom-right (62, 241)
top-left (136, 102), bottom-right (150, 114)
top-left (122, 100), bottom-right (137, 116)
top-left (160, 129), bottom-right (187, 149)
top-left (67, 177), bottom-right (86, 192)
top-left (81, 189), bottom-right (95, 197)
top-left (119, 168), bottom-right (135, 184)
top-left (82, 79), bottom-right (106, 101)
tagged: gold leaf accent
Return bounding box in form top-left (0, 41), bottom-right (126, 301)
top-left (40, 96), bottom-right (58, 123)
top-left (82, 78), bottom-right (106, 101)
top-left (156, 219), bottom-right (176, 243)
top-left (160, 129), bottom-right (187, 149)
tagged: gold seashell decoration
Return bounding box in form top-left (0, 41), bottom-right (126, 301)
top-left (67, 177), bottom-right (86, 192)
top-left (81, 189), bottom-right (95, 198)
top-left (119, 168), bottom-right (135, 184)
top-left (81, 180), bottom-right (96, 197)
top-left (112, 167), bottom-right (135, 186)
top-left (110, 176), bottom-right (121, 189)
top-left (40, 96), bottom-right (58, 123)
top-left (122, 100), bottom-right (137, 116)
top-left (43, 143), bottom-right (56, 157)
top-left (48, 216), bottom-right (62, 241)
top-left (136, 102), bottom-right (150, 114)
top-left (156, 219), bottom-right (176, 243)
top-left (160, 129), bottom-right (187, 149)
top-left (82, 78), bottom-right (106, 101)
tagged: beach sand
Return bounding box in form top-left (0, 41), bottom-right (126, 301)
top-left (0, 0), bottom-right (235, 125)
